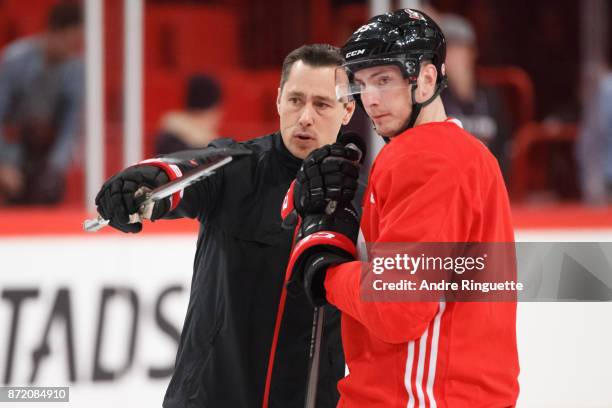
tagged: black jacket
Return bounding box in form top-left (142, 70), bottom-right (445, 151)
top-left (162, 132), bottom-right (344, 407)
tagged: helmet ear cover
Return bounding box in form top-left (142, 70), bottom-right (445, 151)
top-left (402, 52), bottom-right (444, 84)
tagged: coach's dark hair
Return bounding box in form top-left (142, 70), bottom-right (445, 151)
top-left (280, 44), bottom-right (343, 90)
top-left (48, 2), bottom-right (83, 31)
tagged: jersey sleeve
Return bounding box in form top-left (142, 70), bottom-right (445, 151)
top-left (324, 150), bottom-right (472, 344)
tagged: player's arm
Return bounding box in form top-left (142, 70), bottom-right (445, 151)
top-left (327, 152), bottom-right (467, 343)
top-left (94, 138), bottom-right (246, 233)
top-left (294, 150), bottom-right (466, 344)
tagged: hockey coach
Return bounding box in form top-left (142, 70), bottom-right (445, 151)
top-left (94, 44), bottom-right (357, 407)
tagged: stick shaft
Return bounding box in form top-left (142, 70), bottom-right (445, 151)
top-left (305, 306), bottom-right (325, 408)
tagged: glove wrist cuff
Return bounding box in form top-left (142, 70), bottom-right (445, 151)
top-left (292, 231), bottom-right (357, 260)
top-left (304, 250), bottom-right (353, 306)
top-left (137, 159), bottom-right (183, 210)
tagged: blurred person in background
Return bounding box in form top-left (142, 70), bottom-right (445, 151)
top-left (155, 73), bottom-right (222, 155)
top-left (439, 13), bottom-right (512, 178)
top-left (577, 52), bottom-right (612, 205)
top-left (0, 2), bottom-right (83, 205)
top-left (94, 44), bottom-right (357, 407)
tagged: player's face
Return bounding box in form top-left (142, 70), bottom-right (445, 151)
top-left (353, 65), bottom-right (412, 137)
top-left (277, 61), bottom-right (355, 159)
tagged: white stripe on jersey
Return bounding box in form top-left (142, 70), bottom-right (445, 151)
top-left (404, 301), bottom-right (446, 408)
top-left (426, 301), bottom-right (446, 408)
top-left (405, 340), bottom-right (416, 408)
top-left (415, 328), bottom-right (429, 405)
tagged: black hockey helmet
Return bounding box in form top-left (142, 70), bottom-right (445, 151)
top-left (339, 9), bottom-right (448, 134)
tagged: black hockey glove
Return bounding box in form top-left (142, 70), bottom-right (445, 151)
top-left (95, 165), bottom-right (171, 233)
top-left (293, 142), bottom-right (360, 215)
top-left (286, 202), bottom-right (360, 306)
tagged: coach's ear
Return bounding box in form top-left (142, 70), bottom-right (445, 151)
top-left (342, 100), bottom-right (356, 125)
top-left (276, 87), bottom-right (282, 116)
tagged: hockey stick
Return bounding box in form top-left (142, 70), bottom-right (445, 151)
top-left (304, 305), bottom-right (325, 408)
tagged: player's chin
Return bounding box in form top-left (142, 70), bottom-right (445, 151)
top-left (375, 124), bottom-right (395, 138)
top-left (376, 119), bottom-right (403, 138)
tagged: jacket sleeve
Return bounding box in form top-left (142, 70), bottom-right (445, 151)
top-left (324, 150), bottom-right (471, 344)
top-left (158, 138), bottom-right (242, 221)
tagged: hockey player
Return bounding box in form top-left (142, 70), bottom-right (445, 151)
top-left (287, 9), bottom-right (520, 407)
top-left (94, 44), bottom-right (358, 407)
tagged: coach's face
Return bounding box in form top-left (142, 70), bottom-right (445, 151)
top-left (277, 61), bottom-right (355, 159)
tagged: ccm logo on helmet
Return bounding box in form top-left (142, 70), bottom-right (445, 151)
top-left (346, 49), bottom-right (366, 58)
top-left (405, 9), bottom-right (426, 20)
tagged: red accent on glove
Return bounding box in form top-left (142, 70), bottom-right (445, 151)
top-left (287, 230), bottom-right (357, 282)
top-left (137, 159), bottom-right (183, 210)
top-left (281, 180), bottom-right (296, 220)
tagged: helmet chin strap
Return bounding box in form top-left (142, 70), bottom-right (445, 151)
top-left (382, 78), bottom-right (448, 141)
top-left (368, 77), bottom-right (448, 143)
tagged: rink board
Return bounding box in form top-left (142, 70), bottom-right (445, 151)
top-left (0, 231), bottom-right (611, 407)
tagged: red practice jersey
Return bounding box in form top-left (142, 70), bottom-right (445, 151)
top-left (324, 119), bottom-right (520, 407)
